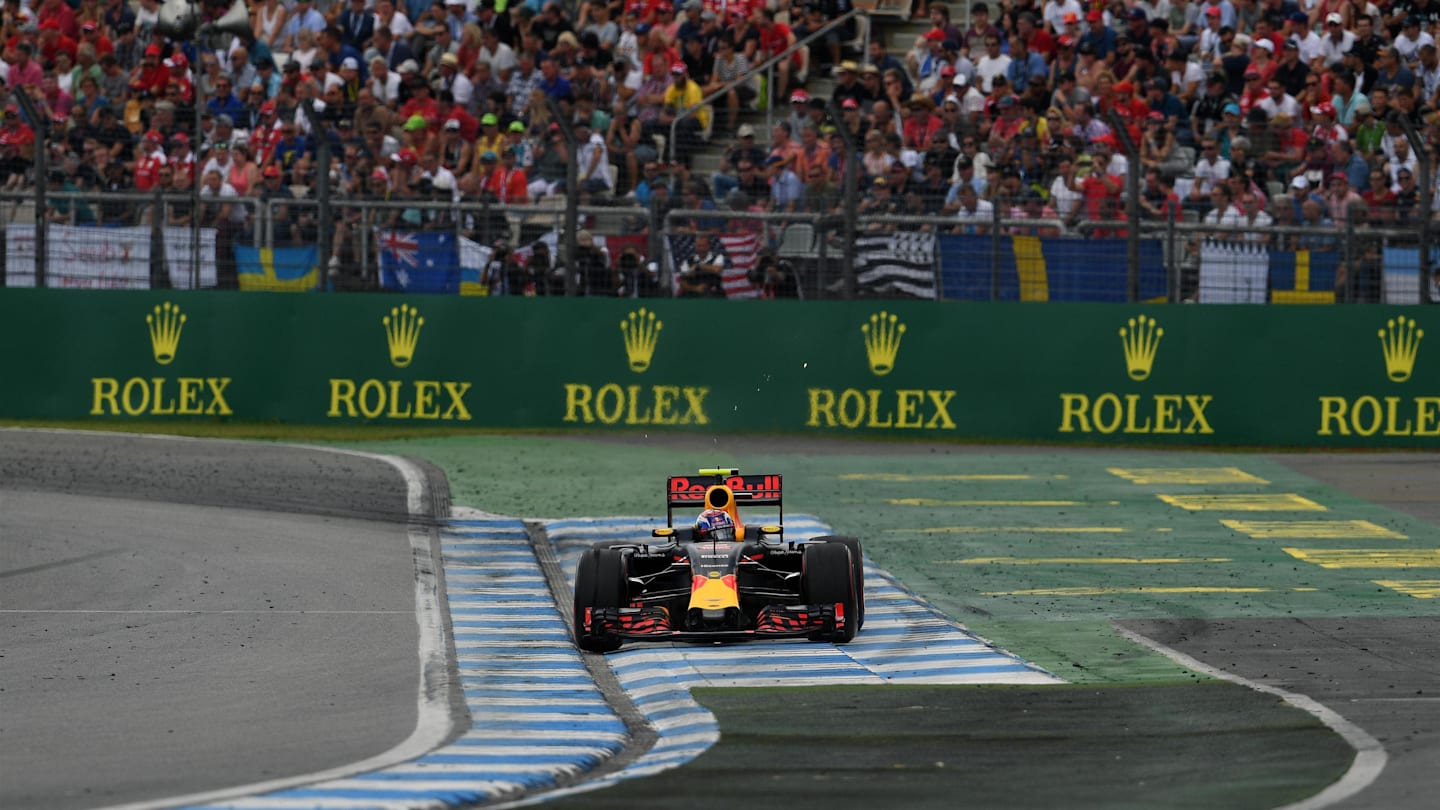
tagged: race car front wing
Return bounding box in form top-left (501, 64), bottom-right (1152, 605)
top-left (579, 602), bottom-right (849, 644)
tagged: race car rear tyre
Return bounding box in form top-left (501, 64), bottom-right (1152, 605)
top-left (801, 542), bottom-right (859, 643)
top-left (573, 548), bottom-right (626, 653)
top-left (812, 536), bottom-right (866, 629)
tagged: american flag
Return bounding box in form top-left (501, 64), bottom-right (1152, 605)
top-left (667, 231), bottom-right (762, 299)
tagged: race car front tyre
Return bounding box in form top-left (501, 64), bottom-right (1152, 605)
top-left (811, 535), bottom-right (866, 629)
top-left (573, 547), bottom-right (626, 653)
top-left (801, 541), bottom-right (859, 643)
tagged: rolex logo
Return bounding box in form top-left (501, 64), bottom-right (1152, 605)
top-left (384, 304), bottom-right (424, 368)
top-left (146, 301), bottom-right (186, 365)
top-left (1379, 316), bottom-right (1423, 382)
top-left (1119, 314), bottom-right (1163, 381)
top-left (621, 307), bottom-right (662, 372)
top-left (863, 311), bottom-right (906, 376)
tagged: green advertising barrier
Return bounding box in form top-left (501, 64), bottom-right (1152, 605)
top-left (0, 289), bottom-right (1435, 447)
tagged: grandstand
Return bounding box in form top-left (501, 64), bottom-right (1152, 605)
top-left (0, 0), bottom-right (1435, 303)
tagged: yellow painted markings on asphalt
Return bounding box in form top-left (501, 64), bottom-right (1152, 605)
top-left (1157, 493), bottom-right (1327, 512)
top-left (941, 557), bottom-right (1233, 565)
top-left (1282, 548), bottom-right (1440, 568)
top-left (1373, 580), bottom-right (1440, 599)
top-left (839, 473), bottom-right (1069, 481)
top-left (888, 498), bottom-right (1121, 507)
top-left (981, 586), bottom-right (1318, 596)
top-left (1222, 520), bottom-right (1406, 539)
top-left (888, 526), bottom-right (1135, 535)
top-left (1109, 467), bottom-right (1270, 485)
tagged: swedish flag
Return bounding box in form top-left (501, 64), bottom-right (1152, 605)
top-left (1269, 249), bottom-right (1337, 304)
top-left (236, 245), bottom-right (320, 292)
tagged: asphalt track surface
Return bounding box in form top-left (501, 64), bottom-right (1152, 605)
top-left (4, 430), bottom-right (1439, 809)
top-left (0, 431), bottom-right (446, 810)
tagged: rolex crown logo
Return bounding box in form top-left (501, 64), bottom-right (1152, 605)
top-left (862, 311), bottom-right (906, 376)
top-left (1379, 316), bottom-right (1423, 382)
top-left (1119, 314), bottom-right (1163, 381)
top-left (146, 301), bottom-right (186, 365)
top-left (384, 304), bottom-right (424, 368)
top-left (620, 307), bottom-right (663, 373)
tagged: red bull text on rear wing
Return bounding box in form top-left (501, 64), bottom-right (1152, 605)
top-left (666, 472), bottom-right (783, 528)
top-left (667, 474), bottom-right (783, 506)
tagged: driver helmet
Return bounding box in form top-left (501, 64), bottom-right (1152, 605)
top-left (694, 508), bottom-right (736, 542)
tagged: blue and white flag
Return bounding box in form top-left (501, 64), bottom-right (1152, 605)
top-left (376, 230), bottom-right (460, 294)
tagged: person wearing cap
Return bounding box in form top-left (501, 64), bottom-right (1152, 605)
top-left (1317, 12), bottom-right (1356, 68)
top-left (1272, 35), bottom-right (1311, 97)
top-left (1079, 9), bottom-right (1117, 60)
top-left (1285, 11), bottom-right (1324, 65)
top-left (660, 60), bottom-right (706, 163)
top-left (1388, 15), bottom-right (1434, 65)
top-left (962, 2), bottom-right (1002, 59)
top-left (131, 129), bottom-right (168, 193)
top-left (478, 144), bottom-right (527, 203)
top-left (1196, 7), bottom-right (1228, 61)
top-left (127, 41), bottom-right (169, 98)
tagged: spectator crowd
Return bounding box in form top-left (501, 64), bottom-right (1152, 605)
top-left (1, 0), bottom-right (1437, 298)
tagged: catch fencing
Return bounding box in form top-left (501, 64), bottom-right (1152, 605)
top-left (0, 189), bottom-right (1435, 304)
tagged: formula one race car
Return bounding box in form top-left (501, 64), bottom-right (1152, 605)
top-left (572, 469), bottom-right (864, 653)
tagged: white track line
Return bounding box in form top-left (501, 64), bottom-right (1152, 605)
top-left (83, 441), bottom-right (459, 810)
top-left (1113, 624), bottom-right (1388, 810)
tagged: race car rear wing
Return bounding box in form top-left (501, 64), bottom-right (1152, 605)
top-left (666, 470), bottom-right (782, 525)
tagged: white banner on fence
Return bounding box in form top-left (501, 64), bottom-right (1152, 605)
top-left (6, 225), bottom-right (217, 289)
top-left (161, 226), bottom-right (218, 289)
top-left (1198, 240), bottom-right (1268, 304)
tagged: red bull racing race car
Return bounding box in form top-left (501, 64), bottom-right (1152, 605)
top-left (572, 469), bottom-right (865, 653)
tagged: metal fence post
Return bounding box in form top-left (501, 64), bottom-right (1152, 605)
top-left (546, 97), bottom-right (579, 296)
top-left (1165, 217), bottom-right (1178, 302)
top-left (14, 91), bottom-right (48, 287)
top-left (989, 197), bottom-right (1001, 301)
top-left (1343, 214), bottom-right (1356, 304)
top-left (1105, 110), bottom-right (1141, 302)
top-left (1394, 114), bottom-right (1432, 303)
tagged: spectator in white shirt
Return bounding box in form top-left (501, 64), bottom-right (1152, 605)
top-left (1317, 12), bottom-right (1355, 67)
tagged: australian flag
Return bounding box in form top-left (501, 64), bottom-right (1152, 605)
top-left (377, 229), bottom-right (461, 294)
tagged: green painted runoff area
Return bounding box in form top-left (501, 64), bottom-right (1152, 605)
top-left (351, 435), bottom-right (1440, 683)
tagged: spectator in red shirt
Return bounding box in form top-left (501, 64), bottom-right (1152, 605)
top-left (79, 21), bottom-right (114, 57)
top-left (904, 96), bottom-right (943, 154)
top-left (0, 105), bottom-right (36, 190)
top-left (130, 43), bottom-right (169, 98)
top-left (36, 0), bottom-right (78, 40)
top-left (8, 42), bottom-right (47, 90)
top-left (752, 8), bottom-right (796, 101)
top-left (38, 19), bottom-right (78, 67)
top-left (132, 130), bottom-right (168, 191)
